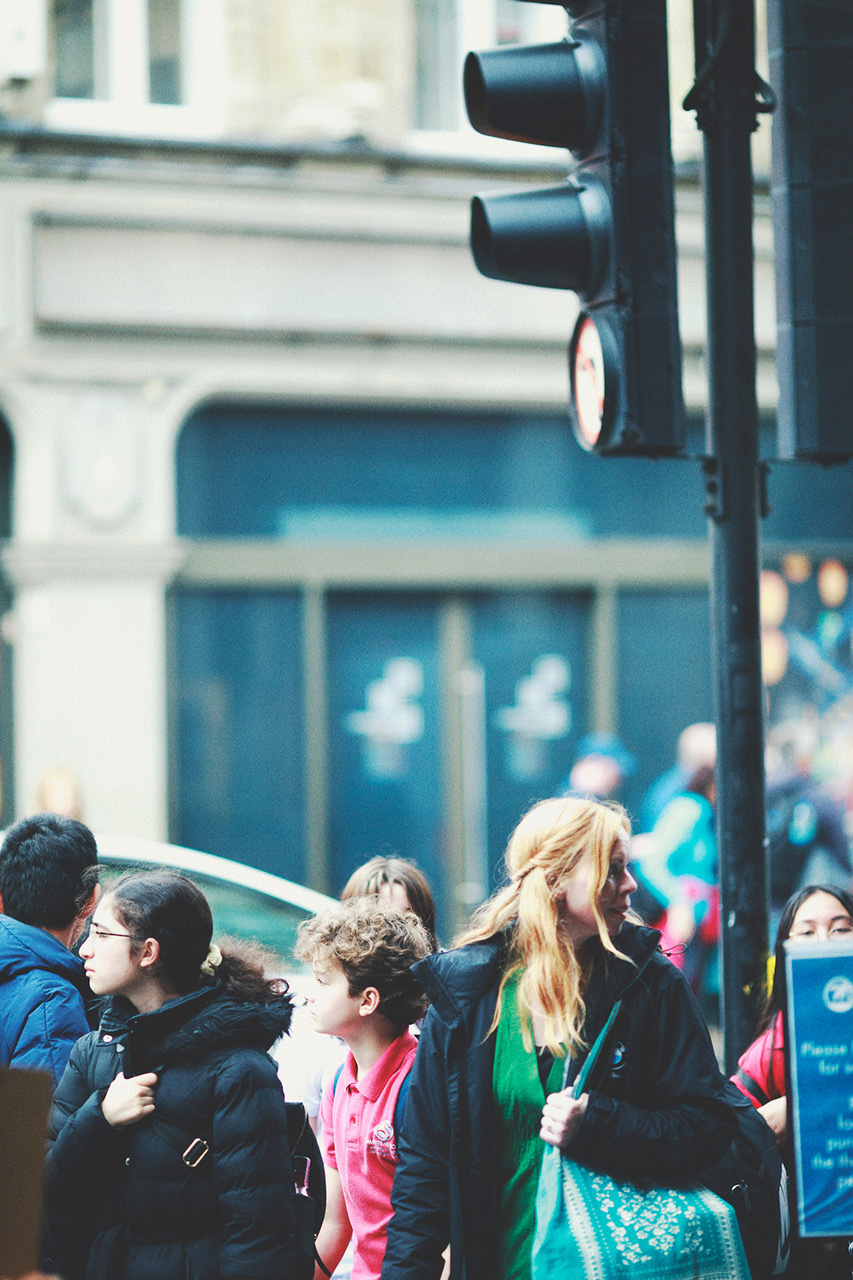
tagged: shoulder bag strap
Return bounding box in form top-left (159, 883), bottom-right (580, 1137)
top-left (564, 942), bottom-right (660, 1095)
top-left (146, 1111), bottom-right (212, 1169)
top-left (567, 996), bottom-right (624, 1096)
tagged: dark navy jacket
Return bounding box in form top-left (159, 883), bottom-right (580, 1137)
top-left (46, 982), bottom-right (298, 1280)
top-left (383, 922), bottom-right (737, 1280)
top-left (0, 913), bottom-right (92, 1086)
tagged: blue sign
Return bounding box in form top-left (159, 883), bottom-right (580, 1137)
top-left (785, 938), bottom-right (853, 1237)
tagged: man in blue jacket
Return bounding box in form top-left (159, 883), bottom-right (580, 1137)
top-left (0, 813), bottom-right (99, 1086)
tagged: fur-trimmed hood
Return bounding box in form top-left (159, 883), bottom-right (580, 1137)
top-left (98, 981), bottom-right (294, 1073)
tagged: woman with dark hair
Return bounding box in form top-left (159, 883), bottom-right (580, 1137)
top-left (733, 882), bottom-right (853, 1142)
top-left (732, 883), bottom-right (853, 1280)
top-left (340, 856), bottom-right (439, 952)
top-left (45, 871), bottom-right (299, 1280)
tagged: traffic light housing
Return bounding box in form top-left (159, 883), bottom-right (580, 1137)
top-left (464, 0), bottom-right (684, 456)
top-left (768, 0), bottom-right (853, 461)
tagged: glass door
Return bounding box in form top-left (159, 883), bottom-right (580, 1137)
top-left (169, 588), bottom-right (307, 880)
top-left (326, 592), bottom-right (446, 916)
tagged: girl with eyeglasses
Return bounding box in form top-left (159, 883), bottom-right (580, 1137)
top-left (43, 870), bottom-right (299, 1280)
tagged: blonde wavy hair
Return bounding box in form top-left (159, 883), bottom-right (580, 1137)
top-left (456, 795), bottom-right (631, 1057)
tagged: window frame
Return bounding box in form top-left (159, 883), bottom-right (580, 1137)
top-left (45, 0), bottom-right (226, 138)
top-left (407, 0), bottom-right (569, 159)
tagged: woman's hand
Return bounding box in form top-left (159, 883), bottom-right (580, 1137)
top-left (101, 1071), bottom-right (159, 1127)
top-left (758, 1096), bottom-right (787, 1147)
top-left (540, 1087), bottom-right (589, 1149)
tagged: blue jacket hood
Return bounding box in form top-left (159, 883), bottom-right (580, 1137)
top-left (0, 913), bottom-right (88, 991)
top-left (0, 913), bottom-right (93, 1082)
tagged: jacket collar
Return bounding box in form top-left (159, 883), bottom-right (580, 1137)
top-left (579, 921), bottom-right (662, 1024)
top-left (98, 980), bottom-right (294, 1072)
top-left (413, 920), bottom-right (662, 1028)
top-left (412, 931), bottom-right (508, 1027)
top-left (600, 920), bottom-right (662, 990)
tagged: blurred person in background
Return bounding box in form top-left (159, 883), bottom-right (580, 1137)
top-left (638, 722), bottom-right (717, 834)
top-left (341, 856), bottom-right (439, 953)
top-left (765, 720), bottom-right (853, 934)
top-left (631, 764), bottom-right (720, 1020)
top-left (34, 768), bottom-right (84, 822)
top-left (559, 733), bottom-right (637, 804)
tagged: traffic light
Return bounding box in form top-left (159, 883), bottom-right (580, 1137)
top-left (464, 0), bottom-right (684, 456)
top-left (768, 0), bottom-right (853, 461)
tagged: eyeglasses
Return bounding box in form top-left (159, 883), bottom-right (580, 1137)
top-left (88, 925), bottom-right (133, 941)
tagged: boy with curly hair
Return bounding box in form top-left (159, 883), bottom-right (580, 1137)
top-left (295, 899), bottom-right (431, 1280)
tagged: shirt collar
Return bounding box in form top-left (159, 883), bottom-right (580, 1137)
top-left (342, 1029), bottom-right (418, 1101)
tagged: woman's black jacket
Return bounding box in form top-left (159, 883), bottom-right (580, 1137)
top-left (45, 981), bottom-right (297, 1280)
top-left (382, 922), bottom-right (738, 1280)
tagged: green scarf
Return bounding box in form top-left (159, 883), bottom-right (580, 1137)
top-left (492, 970), bottom-right (566, 1280)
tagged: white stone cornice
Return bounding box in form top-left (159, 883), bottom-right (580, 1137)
top-left (0, 540), bottom-right (189, 586)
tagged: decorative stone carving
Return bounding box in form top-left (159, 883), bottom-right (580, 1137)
top-left (61, 393), bottom-right (143, 528)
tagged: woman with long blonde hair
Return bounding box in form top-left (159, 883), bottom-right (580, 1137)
top-left (382, 795), bottom-right (738, 1280)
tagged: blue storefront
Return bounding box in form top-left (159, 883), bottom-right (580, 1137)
top-left (170, 402), bottom-right (853, 938)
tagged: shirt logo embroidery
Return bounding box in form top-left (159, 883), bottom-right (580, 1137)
top-left (368, 1119), bottom-right (398, 1161)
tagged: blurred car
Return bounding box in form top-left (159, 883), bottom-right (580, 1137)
top-left (94, 834), bottom-right (336, 971)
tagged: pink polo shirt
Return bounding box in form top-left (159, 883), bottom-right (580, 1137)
top-left (320, 1029), bottom-right (418, 1280)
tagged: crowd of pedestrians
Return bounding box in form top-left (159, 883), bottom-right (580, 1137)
top-left (2, 729), bottom-right (853, 1279)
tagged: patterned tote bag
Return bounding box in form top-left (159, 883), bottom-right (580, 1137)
top-left (531, 1000), bottom-right (750, 1280)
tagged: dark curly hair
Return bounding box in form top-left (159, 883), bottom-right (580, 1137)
top-left (295, 899), bottom-right (430, 1030)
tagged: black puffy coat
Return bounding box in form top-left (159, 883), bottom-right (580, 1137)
top-left (45, 981), bottom-right (297, 1280)
top-left (383, 922), bottom-right (737, 1280)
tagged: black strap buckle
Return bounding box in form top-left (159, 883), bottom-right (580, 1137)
top-left (182, 1137), bottom-right (210, 1168)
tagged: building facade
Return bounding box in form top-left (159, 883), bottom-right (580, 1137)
top-left (0, 0), bottom-right (850, 936)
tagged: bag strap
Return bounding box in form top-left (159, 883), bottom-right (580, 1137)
top-left (314, 1081), bottom-right (338, 1278)
top-left (568, 996), bottom-right (624, 1097)
top-left (333, 1059), bottom-right (411, 1131)
top-left (734, 1066), bottom-right (770, 1107)
top-left (564, 943), bottom-right (660, 1096)
top-left (394, 1069), bottom-right (411, 1132)
top-left (147, 1112), bottom-right (212, 1169)
top-left (315, 1247), bottom-right (333, 1278)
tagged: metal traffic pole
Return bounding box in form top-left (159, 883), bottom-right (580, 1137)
top-left (687, 0), bottom-right (773, 1073)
